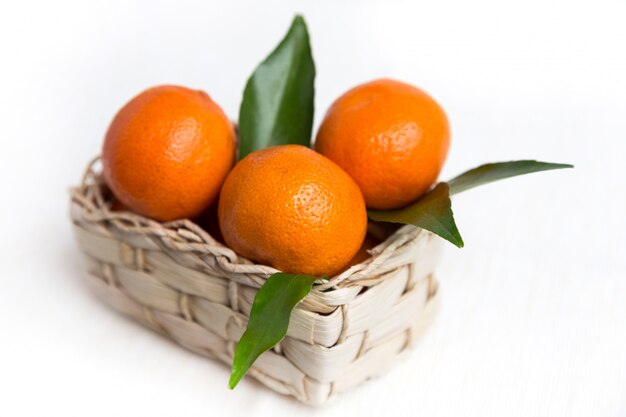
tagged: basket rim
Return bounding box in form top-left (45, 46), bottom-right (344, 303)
top-left (70, 156), bottom-right (431, 290)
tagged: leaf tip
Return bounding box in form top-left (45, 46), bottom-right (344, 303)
top-left (446, 231), bottom-right (464, 248)
top-left (545, 162), bottom-right (574, 170)
top-left (228, 370), bottom-right (242, 390)
top-left (291, 14), bottom-right (309, 32)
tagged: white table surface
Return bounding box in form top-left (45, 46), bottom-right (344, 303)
top-left (1, 1), bottom-right (625, 416)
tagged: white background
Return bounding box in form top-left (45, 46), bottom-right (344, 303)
top-left (1, 0), bottom-right (625, 416)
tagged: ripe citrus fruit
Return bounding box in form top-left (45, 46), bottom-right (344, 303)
top-left (315, 78), bottom-right (450, 210)
top-left (218, 145), bottom-right (367, 276)
top-left (102, 85), bottom-right (236, 221)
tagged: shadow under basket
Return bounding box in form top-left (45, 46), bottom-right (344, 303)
top-left (70, 158), bottom-right (443, 406)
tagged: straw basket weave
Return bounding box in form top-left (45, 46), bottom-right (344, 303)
top-left (69, 158), bottom-right (443, 405)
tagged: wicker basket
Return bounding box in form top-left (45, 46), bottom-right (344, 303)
top-left (69, 158), bottom-right (443, 405)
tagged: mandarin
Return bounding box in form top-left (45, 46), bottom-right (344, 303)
top-left (102, 85), bottom-right (236, 221)
top-left (218, 145), bottom-right (367, 276)
top-left (315, 78), bottom-right (450, 210)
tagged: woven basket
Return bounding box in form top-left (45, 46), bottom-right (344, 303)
top-left (69, 158), bottom-right (443, 405)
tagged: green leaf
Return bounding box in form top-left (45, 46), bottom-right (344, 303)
top-left (448, 160), bottom-right (573, 195)
top-left (238, 15), bottom-right (315, 159)
top-left (229, 273), bottom-right (318, 389)
top-left (367, 160), bottom-right (572, 247)
top-left (368, 183), bottom-right (464, 248)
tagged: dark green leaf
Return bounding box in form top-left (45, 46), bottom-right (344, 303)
top-left (368, 183), bottom-right (464, 248)
top-left (229, 273), bottom-right (318, 389)
top-left (238, 15), bottom-right (315, 159)
top-left (448, 160), bottom-right (573, 195)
